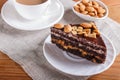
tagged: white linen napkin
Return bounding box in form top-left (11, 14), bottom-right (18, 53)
top-left (0, 0), bottom-right (120, 80)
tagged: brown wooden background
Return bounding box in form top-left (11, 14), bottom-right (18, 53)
top-left (0, 0), bottom-right (120, 80)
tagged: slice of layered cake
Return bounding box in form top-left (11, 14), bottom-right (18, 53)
top-left (51, 22), bottom-right (107, 63)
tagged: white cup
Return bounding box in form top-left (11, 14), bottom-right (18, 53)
top-left (11, 0), bottom-right (51, 20)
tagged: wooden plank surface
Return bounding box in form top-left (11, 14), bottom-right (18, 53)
top-left (0, 0), bottom-right (120, 80)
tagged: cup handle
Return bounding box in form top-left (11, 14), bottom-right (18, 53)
top-left (44, 0), bottom-right (61, 16)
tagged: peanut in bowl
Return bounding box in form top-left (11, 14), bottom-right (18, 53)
top-left (72, 0), bottom-right (109, 21)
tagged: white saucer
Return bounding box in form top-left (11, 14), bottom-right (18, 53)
top-left (43, 34), bottom-right (116, 76)
top-left (1, 0), bottom-right (64, 30)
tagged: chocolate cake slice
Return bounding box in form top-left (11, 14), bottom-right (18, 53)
top-left (51, 22), bottom-right (107, 63)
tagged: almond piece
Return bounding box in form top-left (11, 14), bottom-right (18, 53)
top-left (54, 23), bottom-right (64, 29)
top-left (64, 25), bottom-right (72, 33)
top-left (80, 22), bottom-right (92, 28)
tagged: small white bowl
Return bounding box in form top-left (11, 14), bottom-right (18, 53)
top-left (72, 0), bottom-right (109, 21)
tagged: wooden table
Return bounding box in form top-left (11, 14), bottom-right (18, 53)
top-left (0, 0), bottom-right (120, 80)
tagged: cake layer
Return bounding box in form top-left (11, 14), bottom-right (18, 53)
top-left (51, 38), bottom-right (105, 63)
top-left (51, 34), bottom-right (106, 59)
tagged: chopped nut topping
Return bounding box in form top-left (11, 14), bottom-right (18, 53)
top-left (72, 26), bottom-right (77, 31)
top-left (78, 31), bottom-right (83, 35)
top-left (93, 30), bottom-right (100, 35)
top-left (88, 33), bottom-right (97, 38)
top-left (54, 23), bottom-right (64, 29)
top-left (83, 29), bottom-right (91, 34)
top-left (53, 22), bottom-right (100, 38)
top-left (77, 26), bottom-right (83, 32)
top-left (92, 25), bottom-right (97, 30)
top-left (64, 25), bottom-right (72, 33)
top-left (72, 31), bottom-right (77, 35)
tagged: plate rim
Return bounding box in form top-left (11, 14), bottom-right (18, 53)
top-left (1, 0), bottom-right (64, 30)
top-left (43, 34), bottom-right (116, 76)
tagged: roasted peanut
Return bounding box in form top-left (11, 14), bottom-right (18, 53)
top-left (86, 6), bottom-right (95, 12)
top-left (72, 26), bottom-right (77, 31)
top-left (79, 4), bottom-right (86, 11)
top-left (82, 0), bottom-right (89, 4)
top-left (93, 30), bottom-right (100, 35)
top-left (88, 33), bottom-right (96, 38)
top-left (92, 1), bottom-right (99, 7)
top-left (54, 23), bottom-right (64, 29)
top-left (64, 25), bottom-right (72, 33)
top-left (83, 29), bottom-right (91, 34)
top-left (80, 22), bottom-right (92, 28)
top-left (81, 11), bottom-right (88, 14)
top-left (72, 31), bottom-right (77, 35)
top-left (98, 13), bottom-right (104, 17)
top-left (97, 7), bottom-right (106, 14)
top-left (88, 12), bottom-right (95, 16)
top-left (74, 5), bottom-right (80, 12)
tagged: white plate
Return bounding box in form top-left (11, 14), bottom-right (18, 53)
top-left (1, 0), bottom-right (64, 30)
top-left (43, 34), bottom-right (116, 76)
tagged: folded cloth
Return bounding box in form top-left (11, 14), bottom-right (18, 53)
top-left (0, 0), bottom-right (120, 80)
